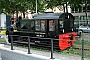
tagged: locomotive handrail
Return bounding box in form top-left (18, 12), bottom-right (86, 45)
top-left (30, 37), bottom-right (76, 41)
top-left (9, 35), bottom-right (20, 36)
top-left (54, 39), bottom-right (59, 40)
top-left (38, 37), bottom-right (53, 40)
top-left (75, 36), bottom-right (80, 38)
top-left (30, 37), bottom-right (41, 39)
top-left (20, 36), bottom-right (29, 37)
top-left (9, 34), bottom-right (77, 42)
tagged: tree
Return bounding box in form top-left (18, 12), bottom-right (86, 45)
top-left (0, 0), bottom-right (90, 16)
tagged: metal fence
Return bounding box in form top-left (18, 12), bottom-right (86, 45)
top-left (8, 34), bottom-right (90, 60)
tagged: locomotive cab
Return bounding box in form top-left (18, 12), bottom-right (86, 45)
top-left (32, 12), bottom-right (75, 38)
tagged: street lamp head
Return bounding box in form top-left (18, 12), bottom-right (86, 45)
top-left (79, 3), bottom-right (85, 7)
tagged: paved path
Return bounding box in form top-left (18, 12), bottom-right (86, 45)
top-left (2, 44), bottom-right (89, 60)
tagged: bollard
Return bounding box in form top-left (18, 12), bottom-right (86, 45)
top-left (11, 36), bottom-right (14, 50)
top-left (28, 36), bottom-right (31, 54)
top-left (81, 39), bottom-right (84, 60)
top-left (50, 38), bottom-right (54, 59)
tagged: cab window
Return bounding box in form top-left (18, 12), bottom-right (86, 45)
top-left (49, 20), bottom-right (55, 31)
top-left (40, 20), bottom-right (45, 31)
top-left (35, 20), bottom-right (40, 31)
top-left (59, 19), bottom-right (64, 28)
top-left (30, 21), bottom-right (35, 30)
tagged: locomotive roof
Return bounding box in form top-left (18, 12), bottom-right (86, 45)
top-left (33, 12), bottom-right (74, 20)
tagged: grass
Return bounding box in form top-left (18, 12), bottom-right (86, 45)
top-left (75, 40), bottom-right (90, 45)
top-left (56, 46), bottom-right (90, 58)
top-left (22, 45), bottom-right (50, 52)
top-left (0, 38), bottom-right (6, 43)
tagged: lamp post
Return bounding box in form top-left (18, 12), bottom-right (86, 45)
top-left (85, 1), bottom-right (88, 25)
top-left (36, 0), bottom-right (37, 14)
top-left (80, 1), bottom-right (88, 25)
top-left (79, 2), bottom-right (85, 13)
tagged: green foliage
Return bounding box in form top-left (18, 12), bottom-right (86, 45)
top-left (75, 40), bottom-right (90, 45)
top-left (0, 0), bottom-right (46, 14)
top-left (84, 54), bottom-right (90, 58)
top-left (22, 45), bottom-right (28, 49)
top-left (57, 47), bottom-right (79, 55)
top-left (0, 0), bottom-right (90, 14)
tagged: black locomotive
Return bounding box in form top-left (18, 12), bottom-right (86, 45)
top-left (7, 12), bottom-right (78, 50)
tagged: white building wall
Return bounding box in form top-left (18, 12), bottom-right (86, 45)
top-left (0, 13), bottom-right (6, 29)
